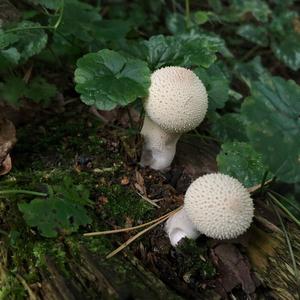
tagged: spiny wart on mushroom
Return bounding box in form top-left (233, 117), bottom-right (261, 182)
top-left (140, 66), bottom-right (208, 171)
top-left (165, 173), bottom-right (254, 246)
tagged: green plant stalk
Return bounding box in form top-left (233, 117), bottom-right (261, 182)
top-left (0, 190), bottom-right (47, 197)
top-left (185, 0), bottom-right (191, 28)
top-left (259, 171), bottom-right (269, 196)
top-left (4, 0), bottom-right (64, 34)
top-left (268, 192), bottom-right (300, 227)
top-left (269, 190), bottom-right (300, 215)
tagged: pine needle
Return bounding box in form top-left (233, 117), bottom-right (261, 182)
top-left (106, 206), bottom-right (182, 259)
top-left (83, 209), bottom-right (179, 237)
top-left (247, 179), bottom-right (272, 193)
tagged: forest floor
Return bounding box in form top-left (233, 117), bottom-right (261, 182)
top-left (0, 103), bottom-right (299, 300)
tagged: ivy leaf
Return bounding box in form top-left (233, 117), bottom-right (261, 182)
top-left (241, 76), bottom-right (300, 183)
top-left (194, 63), bottom-right (229, 111)
top-left (211, 113), bottom-right (248, 142)
top-left (74, 49), bottom-right (151, 110)
top-left (18, 178), bottom-right (92, 238)
top-left (237, 24), bottom-right (268, 47)
top-left (217, 141), bottom-right (270, 188)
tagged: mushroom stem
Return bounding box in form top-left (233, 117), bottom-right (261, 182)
top-left (140, 116), bottom-right (180, 171)
top-left (165, 208), bottom-right (200, 246)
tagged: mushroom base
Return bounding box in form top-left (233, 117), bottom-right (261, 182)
top-left (140, 116), bottom-right (180, 171)
top-left (165, 208), bottom-right (200, 246)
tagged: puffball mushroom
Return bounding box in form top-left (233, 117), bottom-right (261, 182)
top-left (140, 66), bottom-right (208, 171)
top-left (165, 173), bottom-right (254, 246)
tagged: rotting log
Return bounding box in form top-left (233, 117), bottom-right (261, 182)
top-left (0, 241), bottom-right (182, 300)
top-left (246, 219), bottom-right (300, 300)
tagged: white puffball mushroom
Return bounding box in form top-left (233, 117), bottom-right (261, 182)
top-left (165, 173), bottom-right (254, 246)
top-left (140, 66), bottom-right (208, 171)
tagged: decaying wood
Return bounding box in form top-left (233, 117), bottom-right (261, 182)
top-left (0, 241), bottom-right (182, 300)
top-left (246, 220), bottom-right (300, 300)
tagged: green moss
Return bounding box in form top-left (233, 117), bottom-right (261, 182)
top-left (176, 239), bottom-right (216, 280)
top-left (0, 108), bottom-right (157, 297)
top-left (0, 274), bottom-right (26, 300)
top-left (99, 184), bottom-right (153, 225)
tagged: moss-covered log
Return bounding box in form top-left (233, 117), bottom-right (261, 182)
top-left (246, 219), bottom-right (300, 300)
top-left (0, 241), bottom-right (182, 300)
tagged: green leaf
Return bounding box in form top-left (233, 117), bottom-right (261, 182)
top-left (0, 77), bottom-right (26, 105)
top-left (14, 21), bottom-right (47, 61)
top-left (75, 49), bottom-right (151, 110)
top-left (118, 33), bottom-right (227, 71)
top-left (166, 13), bottom-right (186, 35)
top-left (29, 0), bottom-right (61, 9)
top-left (0, 76), bottom-right (56, 105)
top-left (94, 19), bottom-right (131, 40)
top-left (19, 197), bottom-right (91, 238)
top-left (241, 76), bottom-right (300, 183)
top-left (237, 24), bottom-right (268, 47)
top-left (217, 141), bottom-right (270, 188)
top-left (211, 113), bottom-right (248, 142)
top-left (55, 0), bottom-right (101, 42)
top-left (222, 0), bottom-right (271, 23)
top-left (194, 63), bottom-right (230, 111)
top-left (18, 178), bottom-right (92, 238)
top-left (0, 48), bottom-right (20, 70)
top-left (194, 11), bottom-right (209, 25)
top-left (24, 77), bottom-right (57, 105)
top-left (0, 31), bottom-right (19, 49)
top-left (143, 35), bottom-right (182, 69)
top-left (234, 56), bottom-right (270, 88)
top-left (270, 12), bottom-right (300, 71)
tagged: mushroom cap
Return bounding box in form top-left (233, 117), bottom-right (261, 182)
top-left (144, 66), bottom-right (208, 134)
top-left (184, 173), bottom-right (254, 239)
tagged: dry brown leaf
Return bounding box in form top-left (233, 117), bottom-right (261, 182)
top-left (0, 154), bottom-right (12, 176)
top-left (212, 243), bottom-right (258, 296)
top-left (135, 170), bottom-right (146, 195)
top-left (0, 118), bottom-right (17, 175)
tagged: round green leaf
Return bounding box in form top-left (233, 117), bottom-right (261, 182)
top-left (75, 49), bottom-right (150, 110)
